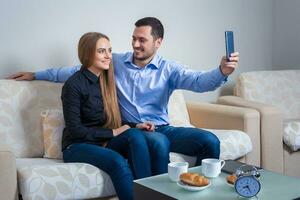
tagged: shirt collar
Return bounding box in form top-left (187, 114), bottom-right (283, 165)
top-left (124, 52), bottom-right (160, 69)
top-left (81, 67), bottom-right (99, 83)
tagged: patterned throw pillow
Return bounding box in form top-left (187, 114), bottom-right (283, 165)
top-left (41, 110), bottom-right (64, 159)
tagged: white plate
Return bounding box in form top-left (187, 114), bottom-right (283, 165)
top-left (226, 181), bottom-right (235, 188)
top-left (177, 181), bottom-right (211, 191)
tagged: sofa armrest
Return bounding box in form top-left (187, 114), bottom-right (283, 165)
top-left (186, 102), bottom-right (260, 166)
top-left (0, 144), bottom-right (18, 200)
top-left (217, 96), bottom-right (284, 173)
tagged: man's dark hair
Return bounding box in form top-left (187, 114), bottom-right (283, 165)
top-left (135, 17), bottom-right (164, 39)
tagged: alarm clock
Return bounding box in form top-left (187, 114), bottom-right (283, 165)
top-left (234, 165), bottom-right (261, 198)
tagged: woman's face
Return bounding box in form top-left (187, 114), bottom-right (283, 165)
top-left (91, 38), bottom-right (112, 71)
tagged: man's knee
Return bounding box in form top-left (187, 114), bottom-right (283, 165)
top-left (123, 128), bottom-right (148, 145)
top-left (206, 131), bottom-right (220, 148)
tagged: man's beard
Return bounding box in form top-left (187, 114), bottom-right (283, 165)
top-left (133, 49), bottom-right (154, 61)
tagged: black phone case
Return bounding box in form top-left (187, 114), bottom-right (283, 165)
top-left (222, 160), bottom-right (263, 174)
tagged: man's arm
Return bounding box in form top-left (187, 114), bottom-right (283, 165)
top-left (170, 52), bottom-right (239, 92)
top-left (7, 65), bottom-right (81, 83)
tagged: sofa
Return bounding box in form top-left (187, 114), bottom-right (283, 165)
top-left (218, 70), bottom-right (300, 177)
top-left (0, 79), bottom-right (260, 200)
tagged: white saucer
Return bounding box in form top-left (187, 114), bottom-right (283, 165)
top-left (226, 181), bottom-right (235, 188)
top-left (177, 181), bottom-right (211, 191)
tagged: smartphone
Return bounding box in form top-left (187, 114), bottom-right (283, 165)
top-left (222, 160), bottom-right (263, 174)
top-left (225, 31), bottom-right (234, 61)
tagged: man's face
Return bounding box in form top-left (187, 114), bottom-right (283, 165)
top-left (132, 26), bottom-right (162, 61)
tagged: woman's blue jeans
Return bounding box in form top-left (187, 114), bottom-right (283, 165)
top-left (63, 128), bottom-right (151, 200)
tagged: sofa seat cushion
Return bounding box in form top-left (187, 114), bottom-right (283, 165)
top-left (283, 120), bottom-right (300, 152)
top-left (16, 158), bottom-right (115, 200)
top-left (170, 128), bottom-right (252, 166)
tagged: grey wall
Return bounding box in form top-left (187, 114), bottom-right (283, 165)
top-left (272, 0), bottom-right (300, 70)
top-left (0, 0), bottom-right (275, 102)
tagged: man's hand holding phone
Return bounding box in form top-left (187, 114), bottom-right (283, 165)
top-left (220, 52), bottom-right (239, 76)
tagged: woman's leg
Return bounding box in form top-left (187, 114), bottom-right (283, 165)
top-left (63, 143), bottom-right (133, 200)
top-left (106, 128), bottom-right (151, 179)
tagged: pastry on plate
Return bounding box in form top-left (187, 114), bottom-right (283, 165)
top-left (180, 173), bottom-right (209, 187)
top-left (226, 174), bottom-right (237, 185)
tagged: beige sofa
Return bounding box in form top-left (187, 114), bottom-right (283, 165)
top-left (0, 80), bottom-right (260, 200)
top-left (218, 70), bottom-right (300, 177)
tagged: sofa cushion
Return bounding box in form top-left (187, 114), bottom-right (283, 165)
top-left (236, 70), bottom-right (300, 119)
top-left (167, 90), bottom-right (193, 127)
top-left (16, 158), bottom-right (115, 200)
top-left (283, 120), bottom-right (300, 152)
top-left (41, 110), bottom-right (64, 159)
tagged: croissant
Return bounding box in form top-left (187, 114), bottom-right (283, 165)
top-left (226, 174), bottom-right (237, 185)
top-left (180, 173), bottom-right (210, 187)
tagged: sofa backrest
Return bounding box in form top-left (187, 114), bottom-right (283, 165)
top-left (236, 70), bottom-right (300, 119)
top-left (0, 80), bottom-right (63, 158)
top-left (0, 80), bottom-right (191, 158)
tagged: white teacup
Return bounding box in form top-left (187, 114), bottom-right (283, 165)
top-left (201, 158), bottom-right (225, 178)
top-left (168, 162), bottom-right (188, 182)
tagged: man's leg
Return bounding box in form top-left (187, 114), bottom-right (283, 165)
top-left (143, 131), bottom-right (170, 175)
top-left (157, 126), bottom-right (220, 166)
top-left (106, 128), bottom-right (152, 179)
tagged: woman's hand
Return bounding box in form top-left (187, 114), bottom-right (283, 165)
top-left (113, 125), bottom-right (131, 136)
top-left (136, 121), bottom-right (155, 132)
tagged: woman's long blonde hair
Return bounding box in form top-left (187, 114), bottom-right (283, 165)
top-left (78, 32), bottom-right (121, 129)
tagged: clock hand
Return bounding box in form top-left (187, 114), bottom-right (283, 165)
top-left (246, 185), bottom-right (251, 193)
top-left (242, 185), bottom-right (252, 193)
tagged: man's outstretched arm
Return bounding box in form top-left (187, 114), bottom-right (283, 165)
top-left (7, 65), bottom-right (81, 83)
top-left (170, 52), bottom-right (239, 92)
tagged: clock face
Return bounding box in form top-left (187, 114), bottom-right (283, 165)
top-left (235, 176), bottom-right (261, 198)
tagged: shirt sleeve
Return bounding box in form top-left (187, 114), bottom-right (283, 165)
top-left (35, 65), bottom-right (81, 83)
top-left (122, 121), bottom-right (137, 128)
top-left (169, 64), bottom-right (228, 92)
top-left (62, 81), bottom-right (113, 142)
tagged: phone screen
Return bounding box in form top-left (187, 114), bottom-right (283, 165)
top-left (225, 31), bottom-right (234, 61)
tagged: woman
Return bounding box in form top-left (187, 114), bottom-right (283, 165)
top-left (61, 32), bottom-right (152, 200)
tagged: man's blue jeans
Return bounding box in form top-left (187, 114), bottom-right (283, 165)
top-left (143, 126), bottom-right (220, 175)
top-left (63, 128), bottom-right (151, 200)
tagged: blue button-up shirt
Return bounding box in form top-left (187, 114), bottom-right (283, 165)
top-left (36, 52), bottom-right (227, 125)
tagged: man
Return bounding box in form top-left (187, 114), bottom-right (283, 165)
top-left (9, 17), bottom-right (239, 175)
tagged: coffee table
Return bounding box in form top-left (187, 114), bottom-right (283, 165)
top-left (134, 166), bottom-right (300, 200)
